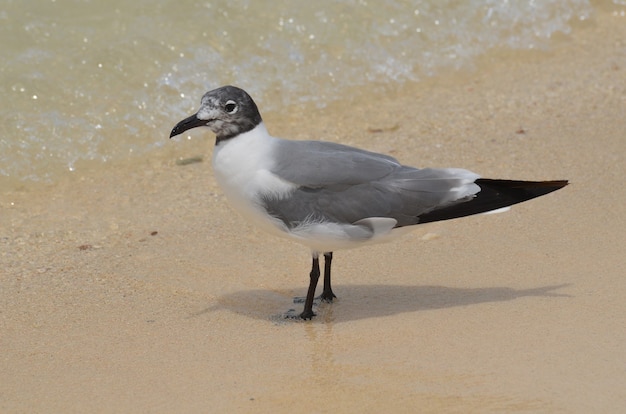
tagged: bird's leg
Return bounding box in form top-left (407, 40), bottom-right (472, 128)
top-left (320, 252), bottom-right (337, 302)
top-left (300, 255), bottom-right (320, 320)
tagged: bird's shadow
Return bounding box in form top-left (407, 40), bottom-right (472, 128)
top-left (197, 282), bottom-right (570, 323)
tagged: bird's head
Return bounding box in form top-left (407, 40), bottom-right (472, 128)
top-left (170, 85), bottom-right (262, 142)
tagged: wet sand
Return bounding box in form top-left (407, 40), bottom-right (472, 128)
top-left (2, 11), bottom-right (625, 413)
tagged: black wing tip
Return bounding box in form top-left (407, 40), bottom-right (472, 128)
top-left (546, 179), bottom-right (569, 192)
top-left (417, 178), bottom-right (569, 225)
top-left (476, 178), bottom-right (568, 187)
top-left (475, 178), bottom-right (569, 197)
top-left (532, 179), bottom-right (569, 188)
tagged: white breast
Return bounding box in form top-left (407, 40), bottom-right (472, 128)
top-left (211, 123), bottom-right (297, 236)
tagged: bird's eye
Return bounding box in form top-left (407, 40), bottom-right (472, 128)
top-left (224, 100), bottom-right (238, 114)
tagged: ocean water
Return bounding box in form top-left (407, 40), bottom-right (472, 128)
top-left (0, 0), bottom-right (620, 186)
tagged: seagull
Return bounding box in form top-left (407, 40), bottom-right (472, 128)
top-left (170, 85), bottom-right (567, 319)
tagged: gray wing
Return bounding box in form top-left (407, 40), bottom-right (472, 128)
top-left (266, 140), bottom-right (480, 228)
top-left (271, 140), bottom-right (400, 187)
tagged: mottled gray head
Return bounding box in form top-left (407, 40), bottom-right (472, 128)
top-left (170, 85), bottom-right (263, 142)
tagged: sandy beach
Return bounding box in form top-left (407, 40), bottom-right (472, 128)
top-left (2, 9), bottom-right (625, 413)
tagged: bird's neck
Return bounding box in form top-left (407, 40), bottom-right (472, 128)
top-left (212, 122), bottom-right (276, 190)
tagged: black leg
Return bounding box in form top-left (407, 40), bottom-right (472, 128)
top-left (300, 255), bottom-right (320, 319)
top-left (320, 252), bottom-right (336, 302)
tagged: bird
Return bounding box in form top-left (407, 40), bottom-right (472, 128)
top-left (170, 85), bottom-right (567, 319)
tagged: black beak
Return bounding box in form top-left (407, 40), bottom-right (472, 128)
top-left (170, 114), bottom-right (209, 138)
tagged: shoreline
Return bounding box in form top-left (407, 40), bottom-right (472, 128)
top-left (2, 9), bottom-right (625, 413)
